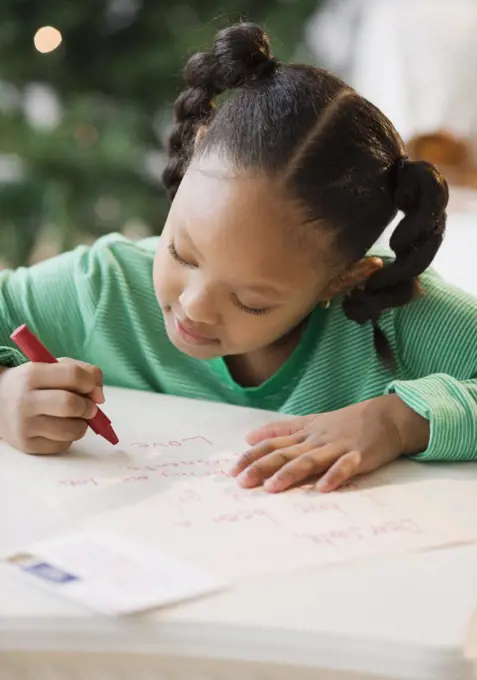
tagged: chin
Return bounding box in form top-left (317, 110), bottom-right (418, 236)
top-left (177, 343), bottom-right (223, 360)
top-left (166, 329), bottom-right (224, 360)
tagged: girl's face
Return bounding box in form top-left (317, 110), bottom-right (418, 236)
top-left (153, 155), bottom-right (333, 360)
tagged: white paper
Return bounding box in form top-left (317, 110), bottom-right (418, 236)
top-left (2, 388), bottom-right (476, 595)
top-left (0, 427), bottom-right (243, 511)
top-left (86, 476), bottom-right (476, 581)
top-left (4, 530), bottom-right (227, 616)
top-left (0, 385), bottom-right (278, 516)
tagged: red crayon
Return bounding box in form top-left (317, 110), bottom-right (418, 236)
top-left (10, 324), bottom-right (119, 446)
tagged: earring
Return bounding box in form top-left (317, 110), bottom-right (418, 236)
top-left (321, 299), bottom-right (331, 310)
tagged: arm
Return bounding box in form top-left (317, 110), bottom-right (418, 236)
top-left (229, 269), bottom-right (477, 493)
top-left (0, 240), bottom-right (112, 450)
top-left (0, 239), bottom-right (109, 367)
top-left (387, 269), bottom-right (477, 461)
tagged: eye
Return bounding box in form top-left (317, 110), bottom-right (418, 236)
top-left (168, 241), bottom-right (195, 267)
top-left (235, 300), bottom-right (269, 316)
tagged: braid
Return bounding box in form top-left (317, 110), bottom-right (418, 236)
top-left (162, 23), bottom-right (278, 201)
top-left (343, 159), bottom-right (449, 359)
top-left (162, 53), bottom-right (219, 201)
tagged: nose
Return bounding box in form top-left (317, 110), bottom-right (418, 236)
top-left (179, 282), bottom-right (218, 325)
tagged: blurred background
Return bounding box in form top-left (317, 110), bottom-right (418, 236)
top-left (0, 0), bottom-right (319, 268)
top-left (1, 0), bottom-right (477, 284)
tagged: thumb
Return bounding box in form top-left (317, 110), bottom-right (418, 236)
top-left (245, 415), bottom-right (312, 446)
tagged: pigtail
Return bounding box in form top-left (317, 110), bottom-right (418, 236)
top-left (343, 159), bottom-right (449, 359)
top-left (162, 23), bottom-right (279, 201)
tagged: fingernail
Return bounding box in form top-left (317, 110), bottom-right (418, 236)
top-left (263, 477), bottom-right (281, 493)
top-left (93, 387), bottom-right (105, 404)
top-left (88, 403), bottom-right (98, 419)
top-left (237, 471), bottom-right (252, 487)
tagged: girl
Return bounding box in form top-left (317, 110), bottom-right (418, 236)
top-left (0, 23), bottom-right (476, 493)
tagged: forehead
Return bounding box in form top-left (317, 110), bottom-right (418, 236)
top-left (171, 156), bottom-right (330, 289)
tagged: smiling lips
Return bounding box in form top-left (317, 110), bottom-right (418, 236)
top-left (174, 316), bottom-right (218, 346)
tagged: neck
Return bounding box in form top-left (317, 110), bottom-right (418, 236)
top-left (225, 318), bottom-right (308, 387)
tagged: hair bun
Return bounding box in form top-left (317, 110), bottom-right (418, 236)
top-left (254, 56), bottom-right (280, 78)
top-left (389, 158), bottom-right (448, 262)
top-left (393, 158), bottom-right (449, 216)
top-left (343, 156), bottom-right (449, 341)
top-left (163, 22), bottom-right (276, 201)
top-left (213, 22), bottom-right (277, 88)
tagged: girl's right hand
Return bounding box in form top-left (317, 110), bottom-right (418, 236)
top-left (0, 360), bottom-right (104, 454)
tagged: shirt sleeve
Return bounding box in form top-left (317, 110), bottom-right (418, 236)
top-left (385, 269), bottom-right (477, 461)
top-left (0, 240), bottom-right (108, 367)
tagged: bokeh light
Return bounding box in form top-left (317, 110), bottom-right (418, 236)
top-left (34, 26), bottom-right (62, 54)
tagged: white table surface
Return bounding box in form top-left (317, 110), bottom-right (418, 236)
top-left (1, 197), bottom-right (477, 680)
top-left (1, 387), bottom-right (477, 680)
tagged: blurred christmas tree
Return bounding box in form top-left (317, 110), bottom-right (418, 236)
top-left (0, 0), bottom-right (321, 267)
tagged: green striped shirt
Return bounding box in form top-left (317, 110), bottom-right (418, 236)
top-left (1, 233), bottom-right (476, 461)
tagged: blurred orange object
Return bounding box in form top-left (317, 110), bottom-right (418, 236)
top-left (407, 130), bottom-right (477, 188)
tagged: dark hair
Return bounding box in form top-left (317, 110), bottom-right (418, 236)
top-left (162, 22), bottom-right (449, 358)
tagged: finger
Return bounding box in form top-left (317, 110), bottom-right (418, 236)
top-left (236, 442), bottom-right (311, 489)
top-left (245, 416), bottom-right (313, 446)
top-left (90, 385), bottom-right (105, 404)
top-left (27, 390), bottom-right (98, 419)
top-left (23, 438), bottom-right (73, 456)
top-left (264, 444), bottom-right (344, 493)
top-left (28, 416), bottom-right (89, 442)
top-left (59, 358), bottom-right (104, 403)
top-left (27, 361), bottom-right (102, 396)
top-left (316, 450), bottom-right (362, 493)
top-left (229, 435), bottom-right (303, 477)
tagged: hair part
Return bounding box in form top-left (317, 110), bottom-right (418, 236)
top-left (163, 22), bottom-right (449, 360)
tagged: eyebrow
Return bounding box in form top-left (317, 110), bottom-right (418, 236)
top-left (239, 283), bottom-right (286, 300)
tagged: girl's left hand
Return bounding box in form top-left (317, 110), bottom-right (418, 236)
top-left (229, 395), bottom-right (429, 493)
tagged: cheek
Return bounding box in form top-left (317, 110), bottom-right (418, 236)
top-left (226, 312), bottom-right (297, 350)
top-left (254, 304), bottom-right (315, 345)
top-left (153, 246), bottom-right (182, 307)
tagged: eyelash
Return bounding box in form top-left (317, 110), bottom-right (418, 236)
top-left (168, 240), bottom-right (269, 316)
top-left (168, 241), bottom-right (192, 267)
top-left (235, 300), bottom-right (269, 316)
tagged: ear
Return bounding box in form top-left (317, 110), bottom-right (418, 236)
top-left (323, 257), bottom-right (383, 300)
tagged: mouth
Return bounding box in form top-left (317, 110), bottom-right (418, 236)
top-left (173, 316), bottom-right (219, 347)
